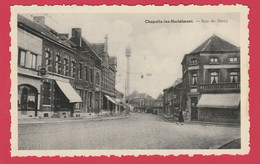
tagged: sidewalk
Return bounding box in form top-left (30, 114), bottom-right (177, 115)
top-left (158, 114), bottom-right (240, 127)
top-left (18, 114), bottom-right (130, 125)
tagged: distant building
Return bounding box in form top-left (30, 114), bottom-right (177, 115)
top-left (181, 34), bottom-right (240, 123)
top-left (163, 78), bottom-right (183, 115)
top-left (89, 37), bottom-right (117, 113)
top-left (127, 91), bottom-right (154, 112)
top-left (153, 94), bottom-right (163, 113)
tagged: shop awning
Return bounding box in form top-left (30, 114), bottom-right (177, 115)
top-left (105, 95), bottom-right (116, 104)
top-left (197, 93), bottom-right (240, 109)
top-left (55, 80), bottom-right (82, 103)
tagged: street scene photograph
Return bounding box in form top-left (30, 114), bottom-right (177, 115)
top-left (11, 6), bottom-right (249, 155)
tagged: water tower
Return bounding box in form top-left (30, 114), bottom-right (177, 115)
top-left (125, 46), bottom-right (131, 102)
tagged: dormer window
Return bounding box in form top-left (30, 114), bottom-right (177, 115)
top-left (190, 59), bottom-right (197, 65)
top-left (210, 57), bottom-right (220, 64)
top-left (229, 57), bottom-right (239, 63)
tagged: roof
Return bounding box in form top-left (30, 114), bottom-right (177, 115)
top-left (197, 93), bottom-right (240, 109)
top-left (164, 78), bottom-right (182, 91)
top-left (191, 34), bottom-right (240, 53)
top-left (18, 14), bottom-right (74, 49)
top-left (156, 94), bottom-right (163, 101)
top-left (135, 93), bottom-right (153, 99)
top-left (89, 43), bottom-right (105, 58)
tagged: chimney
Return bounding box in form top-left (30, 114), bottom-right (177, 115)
top-left (72, 28), bottom-right (82, 47)
top-left (104, 34), bottom-right (108, 53)
top-left (33, 16), bottom-right (45, 25)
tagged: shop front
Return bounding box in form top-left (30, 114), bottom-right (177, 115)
top-left (197, 93), bottom-right (240, 123)
top-left (18, 84), bottom-right (39, 118)
top-left (54, 80), bottom-right (82, 117)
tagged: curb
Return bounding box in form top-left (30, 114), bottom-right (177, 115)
top-left (18, 116), bottom-right (130, 125)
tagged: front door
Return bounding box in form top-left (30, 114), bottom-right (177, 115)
top-left (191, 97), bottom-right (198, 120)
top-left (21, 88), bottom-right (28, 115)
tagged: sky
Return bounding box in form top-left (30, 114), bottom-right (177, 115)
top-left (22, 12), bottom-right (240, 98)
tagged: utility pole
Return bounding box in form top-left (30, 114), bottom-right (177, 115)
top-left (125, 46), bottom-right (131, 115)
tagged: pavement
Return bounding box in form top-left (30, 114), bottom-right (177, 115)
top-left (18, 113), bottom-right (129, 125)
top-left (18, 112), bottom-right (240, 150)
top-left (158, 113), bottom-right (240, 127)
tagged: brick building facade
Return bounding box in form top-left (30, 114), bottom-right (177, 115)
top-left (181, 35), bottom-right (240, 123)
top-left (17, 14), bottom-right (117, 118)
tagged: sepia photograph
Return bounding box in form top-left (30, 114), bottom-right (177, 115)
top-left (10, 5), bottom-right (249, 156)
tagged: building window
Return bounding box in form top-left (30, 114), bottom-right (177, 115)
top-left (31, 53), bottom-right (37, 69)
top-left (71, 61), bottom-right (76, 78)
top-left (229, 57), bottom-right (238, 63)
top-left (190, 59), bottom-right (197, 65)
top-left (85, 66), bottom-right (88, 81)
top-left (75, 90), bottom-right (83, 109)
top-left (78, 63), bottom-right (82, 80)
top-left (191, 72), bottom-right (198, 85)
top-left (63, 58), bottom-right (69, 76)
top-left (90, 68), bottom-right (93, 83)
top-left (45, 50), bottom-right (52, 71)
top-left (89, 92), bottom-right (93, 108)
top-left (18, 48), bottom-right (26, 66)
top-left (43, 82), bottom-right (51, 105)
top-left (210, 72), bottom-right (219, 84)
top-left (230, 72), bottom-right (239, 83)
top-left (55, 55), bottom-right (61, 74)
top-left (18, 48), bottom-right (38, 69)
top-left (210, 57), bottom-right (219, 64)
top-left (96, 73), bottom-right (100, 85)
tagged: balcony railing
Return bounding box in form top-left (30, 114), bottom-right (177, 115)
top-left (199, 82), bottom-right (240, 92)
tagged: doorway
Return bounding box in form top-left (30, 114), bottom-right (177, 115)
top-left (18, 84), bottom-right (38, 117)
top-left (191, 97), bottom-right (198, 120)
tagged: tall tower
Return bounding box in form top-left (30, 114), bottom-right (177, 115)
top-left (125, 46), bottom-right (131, 103)
top-left (104, 34), bottom-right (108, 53)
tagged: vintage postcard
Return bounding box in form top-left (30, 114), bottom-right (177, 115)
top-left (10, 5), bottom-right (249, 156)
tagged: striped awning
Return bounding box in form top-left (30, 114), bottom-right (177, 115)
top-left (105, 95), bottom-right (116, 104)
top-left (55, 80), bottom-right (82, 103)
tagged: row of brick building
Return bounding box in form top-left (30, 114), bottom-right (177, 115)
top-left (17, 14), bottom-right (118, 118)
top-left (162, 35), bottom-right (240, 123)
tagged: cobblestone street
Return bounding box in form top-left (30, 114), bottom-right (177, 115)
top-left (18, 113), bottom-right (240, 150)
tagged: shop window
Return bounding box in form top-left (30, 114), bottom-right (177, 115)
top-left (18, 85), bottom-right (38, 111)
top-left (71, 61), bottom-right (76, 78)
top-left (55, 55), bottom-right (61, 74)
top-left (210, 71), bottom-right (219, 84)
top-left (63, 58), bottom-right (69, 76)
top-left (45, 50), bottom-right (52, 71)
top-left (43, 82), bottom-right (51, 105)
top-left (230, 72), bottom-right (239, 83)
top-left (191, 72), bottom-right (198, 85)
top-left (75, 90), bottom-right (83, 109)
